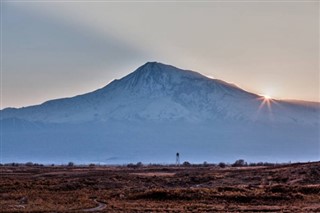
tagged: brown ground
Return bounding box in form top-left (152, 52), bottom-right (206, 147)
top-left (1, 162), bottom-right (320, 212)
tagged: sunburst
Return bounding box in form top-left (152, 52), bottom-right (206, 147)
top-left (256, 94), bottom-right (276, 121)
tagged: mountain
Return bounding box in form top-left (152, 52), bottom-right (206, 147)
top-left (2, 62), bottom-right (318, 124)
top-left (1, 62), bottom-right (319, 164)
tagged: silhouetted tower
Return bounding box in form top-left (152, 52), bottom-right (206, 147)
top-left (176, 152), bottom-right (180, 166)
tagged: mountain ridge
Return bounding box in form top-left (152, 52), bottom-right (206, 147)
top-left (3, 62), bottom-right (319, 111)
top-left (1, 62), bottom-right (319, 125)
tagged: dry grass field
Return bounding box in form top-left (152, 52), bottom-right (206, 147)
top-left (1, 162), bottom-right (320, 212)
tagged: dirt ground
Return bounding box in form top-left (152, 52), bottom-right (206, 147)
top-left (1, 162), bottom-right (320, 212)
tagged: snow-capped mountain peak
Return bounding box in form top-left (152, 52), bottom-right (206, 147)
top-left (117, 62), bottom-right (205, 92)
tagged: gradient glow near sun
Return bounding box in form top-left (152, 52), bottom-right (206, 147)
top-left (263, 95), bottom-right (271, 100)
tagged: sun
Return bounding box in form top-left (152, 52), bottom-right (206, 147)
top-left (256, 94), bottom-right (275, 120)
top-left (263, 94), bottom-right (271, 100)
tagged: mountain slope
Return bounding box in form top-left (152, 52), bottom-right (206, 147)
top-left (1, 62), bottom-right (319, 164)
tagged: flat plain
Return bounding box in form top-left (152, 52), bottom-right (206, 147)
top-left (1, 162), bottom-right (320, 212)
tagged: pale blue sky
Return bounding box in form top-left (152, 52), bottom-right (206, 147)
top-left (1, 1), bottom-right (319, 109)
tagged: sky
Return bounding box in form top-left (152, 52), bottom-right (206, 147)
top-left (1, 0), bottom-right (319, 109)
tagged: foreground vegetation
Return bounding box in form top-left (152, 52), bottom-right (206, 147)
top-left (1, 161), bottom-right (320, 212)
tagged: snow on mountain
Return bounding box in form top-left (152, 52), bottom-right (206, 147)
top-left (1, 62), bottom-right (319, 164)
top-left (2, 62), bottom-right (319, 125)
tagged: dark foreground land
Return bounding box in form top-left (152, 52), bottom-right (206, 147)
top-left (1, 162), bottom-right (320, 212)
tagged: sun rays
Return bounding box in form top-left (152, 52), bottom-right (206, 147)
top-left (255, 95), bottom-right (277, 121)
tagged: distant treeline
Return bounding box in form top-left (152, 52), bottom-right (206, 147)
top-left (1, 159), bottom-right (299, 168)
top-left (126, 160), bottom-right (292, 168)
